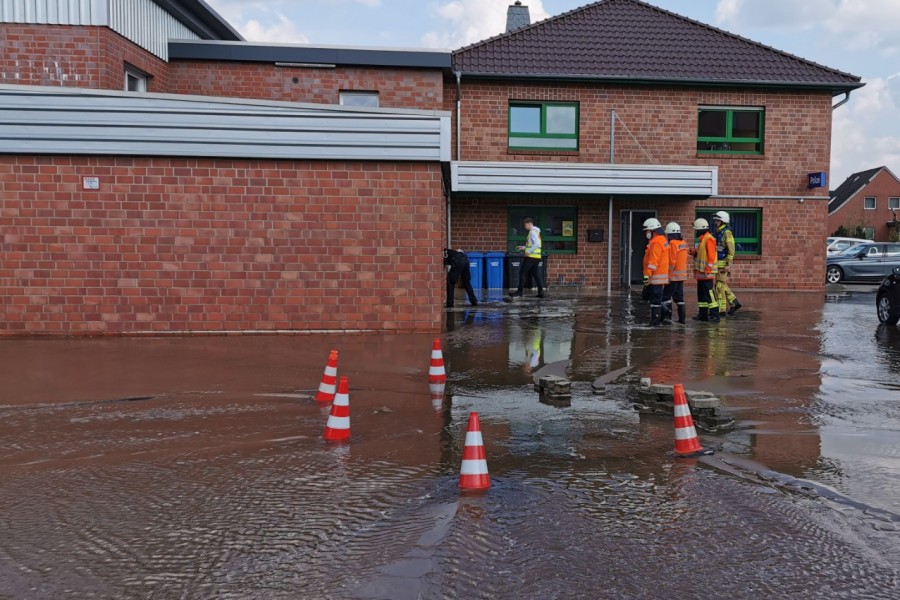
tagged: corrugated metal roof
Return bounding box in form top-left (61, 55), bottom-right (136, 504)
top-left (0, 85), bottom-right (450, 162)
top-left (453, 0), bottom-right (862, 92)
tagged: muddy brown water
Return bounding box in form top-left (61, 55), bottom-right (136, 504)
top-left (1, 290), bottom-right (899, 599)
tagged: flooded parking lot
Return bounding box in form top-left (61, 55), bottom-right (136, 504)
top-left (1, 289), bottom-right (899, 599)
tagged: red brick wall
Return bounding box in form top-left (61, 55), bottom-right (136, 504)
top-left (0, 156), bottom-right (444, 335)
top-left (827, 170), bottom-right (900, 241)
top-left (168, 62), bottom-right (444, 109)
top-left (0, 25), bottom-right (168, 91)
top-left (447, 80), bottom-right (833, 290)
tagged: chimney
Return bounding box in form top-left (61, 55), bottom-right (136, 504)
top-left (506, 1), bottom-right (531, 33)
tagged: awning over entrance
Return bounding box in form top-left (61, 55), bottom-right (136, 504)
top-left (451, 161), bottom-right (717, 196)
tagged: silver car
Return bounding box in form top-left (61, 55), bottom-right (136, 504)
top-left (826, 243), bottom-right (900, 283)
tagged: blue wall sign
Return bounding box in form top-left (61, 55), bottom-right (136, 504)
top-left (808, 172), bottom-right (827, 189)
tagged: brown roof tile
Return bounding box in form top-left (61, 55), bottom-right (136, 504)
top-left (453, 0), bottom-right (862, 91)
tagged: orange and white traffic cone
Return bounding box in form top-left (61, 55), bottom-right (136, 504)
top-left (459, 412), bottom-right (490, 491)
top-left (429, 383), bottom-right (445, 416)
top-left (428, 338), bottom-right (447, 384)
top-left (673, 384), bottom-right (711, 457)
top-left (314, 350), bottom-right (339, 403)
top-left (324, 376), bottom-right (351, 442)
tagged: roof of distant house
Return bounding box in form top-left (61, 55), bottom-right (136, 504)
top-left (453, 0), bottom-right (862, 93)
top-left (828, 167), bottom-right (887, 214)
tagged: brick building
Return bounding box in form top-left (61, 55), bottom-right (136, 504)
top-left (828, 167), bottom-right (900, 242)
top-left (0, 0), bottom-right (864, 336)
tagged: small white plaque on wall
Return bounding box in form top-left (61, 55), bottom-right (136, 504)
top-left (82, 177), bottom-right (100, 190)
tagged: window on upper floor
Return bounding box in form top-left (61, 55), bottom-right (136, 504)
top-left (340, 91), bottom-right (379, 107)
top-left (697, 107), bottom-right (764, 155)
top-left (695, 208), bottom-right (762, 255)
top-left (125, 65), bottom-right (148, 92)
top-left (508, 102), bottom-right (579, 151)
top-left (864, 197), bottom-right (876, 210)
top-left (889, 197), bottom-right (899, 210)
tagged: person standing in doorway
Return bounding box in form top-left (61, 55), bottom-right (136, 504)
top-left (691, 218), bottom-right (720, 322)
top-left (510, 217), bottom-right (545, 299)
top-left (712, 211), bottom-right (743, 316)
top-left (642, 218), bottom-right (669, 326)
top-left (444, 248), bottom-right (478, 308)
top-left (663, 221), bottom-right (688, 325)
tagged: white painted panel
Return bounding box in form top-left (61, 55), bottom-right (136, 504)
top-left (451, 161), bottom-right (718, 196)
top-left (0, 0), bottom-right (106, 24)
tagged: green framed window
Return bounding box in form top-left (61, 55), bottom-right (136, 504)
top-left (508, 207), bottom-right (578, 255)
top-left (697, 107), bottom-right (764, 154)
top-left (508, 102), bottom-right (579, 150)
top-left (696, 209), bottom-right (762, 255)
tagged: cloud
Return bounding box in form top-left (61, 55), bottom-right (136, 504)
top-left (715, 0), bottom-right (834, 31)
top-left (422, 0), bottom-right (550, 49)
top-left (241, 15), bottom-right (310, 43)
top-left (831, 74), bottom-right (900, 182)
top-left (205, 0), bottom-right (309, 43)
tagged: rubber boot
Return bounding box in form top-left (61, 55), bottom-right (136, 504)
top-left (692, 307), bottom-right (708, 322)
top-left (727, 299), bottom-right (742, 316)
top-left (708, 307), bottom-right (721, 323)
top-left (650, 305), bottom-right (662, 327)
top-left (661, 301), bottom-right (673, 324)
top-left (677, 303), bottom-right (686, 325)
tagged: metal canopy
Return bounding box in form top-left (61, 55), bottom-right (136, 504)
top-left (451, 161), bottom-right (718, 196)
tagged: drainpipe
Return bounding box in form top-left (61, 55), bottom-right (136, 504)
top-left (454, 70), bottom-right (462, 161)
top-left (832, 91), bottom-right (852, 111)
top-left (607, 110), bottom-right (616, 295)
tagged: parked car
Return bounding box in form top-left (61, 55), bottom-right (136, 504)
top-left (827, 237), bottom-right (870, 255)
top-left (826, 243), bottom-right (900, 283)
top-left (877, 267), bottom-right (900, 325)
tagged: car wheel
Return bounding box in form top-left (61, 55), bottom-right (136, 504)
top-left (877, 293), bottom-right (900, 325)
top-left (826, 266), bottom-right (843, 284)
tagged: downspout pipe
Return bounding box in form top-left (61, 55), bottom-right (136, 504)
top-left (449, 70), bottom-right (462, 248)
top-left (832, 91), bottom-right (851, 111)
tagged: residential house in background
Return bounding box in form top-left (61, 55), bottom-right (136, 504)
top-left (828, 167), bottom-right (900, 242)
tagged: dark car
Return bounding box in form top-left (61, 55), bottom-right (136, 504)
top-left (826, 242), bottom-right (900, 284)
top-left (877, 266), bottom-right (900, 325)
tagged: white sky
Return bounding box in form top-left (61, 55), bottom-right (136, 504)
top-left (204, 0), bottom-right (900, 188)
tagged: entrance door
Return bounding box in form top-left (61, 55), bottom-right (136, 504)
top-left (619, 210), bottom-right (657, 287)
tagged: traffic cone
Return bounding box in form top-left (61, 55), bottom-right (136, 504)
top-left (673, 384), bottom-right (705, 457)
top-left (459, 412), bottom-right (490, 491)
top-left (323, 376), bottom-right (351, 442)
top-left (428, 338), bottom-right (447, 384)
top-left (430, 383), bottom-right (445, 415)
top-left (314, 350), bottom-right (339, 403)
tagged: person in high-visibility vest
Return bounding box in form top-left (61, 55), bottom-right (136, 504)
top-left (712, 211), bottom-right (743, 316)
top-left (662, 221), bottom-right (688, 325)
top-left (642, 218), bottom-right (670, 326)
top-left (690, 218), bottom-right (720, 322)
top-left (510, 217), bottom-right (545, 299)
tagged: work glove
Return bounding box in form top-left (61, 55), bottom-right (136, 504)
top-left (642, 275), bottom-right (650, 286)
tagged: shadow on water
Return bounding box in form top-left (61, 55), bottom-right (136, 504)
top-left (0, 290), bottom-right (899, 598)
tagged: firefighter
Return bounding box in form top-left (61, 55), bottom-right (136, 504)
top-left (691, 218), bottom-right (720, 322)
top-left (663, 221), bottom-right (688, 325)
top-left (444, 249), bottom-right (478, 308)
top-left (712, 210), bottom-right (743, 316)
top-left (642, 218), bottom-right (669, 326)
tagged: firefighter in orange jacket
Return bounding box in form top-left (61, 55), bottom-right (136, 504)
top-left (691, 218), bottom-right (720, 322)
top-left (642, 218), bottom-right (670, 326)
top-left (662, 222), bottom-right (688, 325)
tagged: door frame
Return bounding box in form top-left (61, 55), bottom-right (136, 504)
top-left (619, 209), bottom-right (657, 288)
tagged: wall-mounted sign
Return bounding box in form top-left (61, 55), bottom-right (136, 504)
top-left (807, 172), bottom-right (827, 189)
top-left (82, 176), bottom-right (100, 190)
top-left (562, 220), bottom-right (574, 237)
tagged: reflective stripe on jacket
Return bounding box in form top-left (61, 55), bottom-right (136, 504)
top-left (525, 227), bottom-right (542, 259)
top-left (643, 233), bottom-right (670, 285)
top-left (668, 238), bottom-right (688, 281)
top-left (694, 232), bottom-right (717, 281)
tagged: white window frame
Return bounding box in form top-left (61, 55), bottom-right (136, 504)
top-left (125, 66), bottom-right (148, 92)
top-left (339, 91), bottom-right (379, 107)
top-left (864, 196), bottom-right (876, 210)
top-left (889, 197), bottom-right (900, 210)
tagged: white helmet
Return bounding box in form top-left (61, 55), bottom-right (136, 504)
top-left (693, 218), bottom-right (710, 231)
top-left (665, 222), bottom-right (681, 235)
top-left (642, 218), bottom-right (662, 231)
top-left (713, 210), bottom-right (730, 224)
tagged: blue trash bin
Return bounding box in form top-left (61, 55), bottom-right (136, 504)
top-left (466, 251), bottom-right (485, 289)
top-left (485, 252), bottom-right (506, 288)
